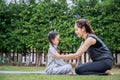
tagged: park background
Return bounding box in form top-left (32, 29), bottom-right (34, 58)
top-left (0, 0), bottom-right (120, 66)
top-left (0, 0), bottom-right (120, 80)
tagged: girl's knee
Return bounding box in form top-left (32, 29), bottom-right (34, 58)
top-left (68, 64), bottom-right (72, 69)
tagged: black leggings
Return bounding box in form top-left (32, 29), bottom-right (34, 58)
top-left (75, 59), bottom-right (113, 75)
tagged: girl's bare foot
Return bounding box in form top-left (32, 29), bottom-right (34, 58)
top-left (67, 71), bottom-right (73, 75)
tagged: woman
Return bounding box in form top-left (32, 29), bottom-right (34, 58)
top-left (51, 19), bottom-right (113, 75)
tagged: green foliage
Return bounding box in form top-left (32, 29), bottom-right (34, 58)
top-left (0, 0), bottom-right (120, 53)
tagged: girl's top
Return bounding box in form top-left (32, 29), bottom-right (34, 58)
top-left (45, 44), bottom-right (67, 71)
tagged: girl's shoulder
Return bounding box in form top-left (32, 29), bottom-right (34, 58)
top-left (49, 46), bottom-right (55, 51)
top-left (48, 46), bottom-right (57, 54)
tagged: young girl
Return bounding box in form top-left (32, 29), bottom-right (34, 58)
top-left (45, 31), bottom-right (72, 74)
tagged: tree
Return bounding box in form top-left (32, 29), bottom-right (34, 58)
top-left (0, 0), bottom-right (120, 54)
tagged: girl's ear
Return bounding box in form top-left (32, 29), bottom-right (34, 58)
top-left (51, 39), bottom-right (54, 44)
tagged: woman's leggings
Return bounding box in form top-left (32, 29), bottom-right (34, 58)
top-left (75, 59), bottom-right (113, 75)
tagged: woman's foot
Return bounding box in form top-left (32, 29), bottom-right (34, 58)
top-left (105, 70), bottom-right (114, 75)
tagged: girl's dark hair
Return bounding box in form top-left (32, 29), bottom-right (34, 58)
top-left (75, 19), bottom-right (95, 34)
top-left (48, 31), bottom-right (60, 53)
top-left (48, 31), bottom-right (58, 45)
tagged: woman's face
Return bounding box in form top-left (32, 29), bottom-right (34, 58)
top-left (74, 23), bottom-right (83, 38)
top-left (52, 35), bottom-right (60, 46)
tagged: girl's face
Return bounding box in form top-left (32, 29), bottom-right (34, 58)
top-left (74, 23), bottom-right (84, 38)
top-left (52, 35), bottom-right (60, 46)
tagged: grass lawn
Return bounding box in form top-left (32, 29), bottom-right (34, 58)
top-left (0, 65), bottom-right (120, 80)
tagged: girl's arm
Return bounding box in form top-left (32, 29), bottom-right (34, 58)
top-left (51, 37), bottom-right (96, 60)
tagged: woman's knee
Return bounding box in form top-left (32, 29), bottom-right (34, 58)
top-left (75, 65), bottom-right (82, 75)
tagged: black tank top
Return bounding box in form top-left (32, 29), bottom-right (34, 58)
top-left (86, 34), bottom-right (113, 61)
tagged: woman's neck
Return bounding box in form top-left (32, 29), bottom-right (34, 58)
top-left (82, 32), bottom-right (88, 40)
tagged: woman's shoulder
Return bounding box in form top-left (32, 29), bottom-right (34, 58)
top-left (87, 34), bottom-right (99, 41)
top-left (87, 33), bottom-right (97, 38)
top-left (87, 34), bottom-right (104, 48)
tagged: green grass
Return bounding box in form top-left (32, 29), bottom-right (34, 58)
top-left (0, 66), bottom-right (120, 80)
top-left (0, 65), bottom-right (45, 71)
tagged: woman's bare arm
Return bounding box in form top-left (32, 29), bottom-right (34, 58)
top-left (51, 37), bottom-right (96, 60)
